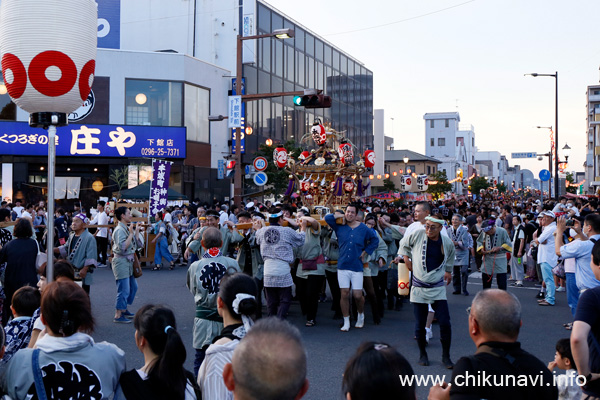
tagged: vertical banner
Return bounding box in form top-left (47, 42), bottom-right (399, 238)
top-left (149, 159), bottom-right (172, 216)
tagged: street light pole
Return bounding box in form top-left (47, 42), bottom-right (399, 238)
top-left (527, 71), bottom-right (558, 199)
top-left (234, 34), bottom-right (243, 207)
top-left (232, 28), bottom-right (294, 207)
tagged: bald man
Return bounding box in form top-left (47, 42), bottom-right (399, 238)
top-left (429, 289), bottom-right (557, 399)
top-left (223, 317), bottom-right (309, 400)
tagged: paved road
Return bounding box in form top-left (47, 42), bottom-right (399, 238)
top-left (89, 266), bottom-right (572, 399)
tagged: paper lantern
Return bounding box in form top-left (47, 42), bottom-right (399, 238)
top-left (0, 0), bottom-right (97, 116)
top-left (398, 260), bottom-right (410, 296)
top-left (338, 141), bottom-right (353, 165)
top-left (400, 175), bottom-right (413, 192)
top-left (343, 181), bottom-right (354, 193)
top-left (300, 181), bottom-right (310, 192)
top-left (416, 175), bottom-right (429, 192)
top-left (311, 121), bottom-right (327, 146)
top-left (273, 146), bottom-right (288, 168)
top-left (299, 150), bottom-right (310, 160)
top-left (364, 149), bottom-right (375, 168)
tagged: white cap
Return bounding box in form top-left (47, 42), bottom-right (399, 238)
top-left (246, 202), bottom-right (255, 209)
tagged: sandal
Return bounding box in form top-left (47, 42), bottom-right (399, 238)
top-left (169, 263), bottom-right (175, 270)
top-left (152, 266), bottom-right (162, 271)
top-left (305, 320), bottom-right (316, 327)
top-left (564, 322), bottom-right (573, 330)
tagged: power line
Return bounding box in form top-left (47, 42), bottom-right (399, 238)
top-left (324, 0), bottom-right (477, 36)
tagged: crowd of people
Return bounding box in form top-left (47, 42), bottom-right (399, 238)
top-left (0, 194), bottom-right (599, 398)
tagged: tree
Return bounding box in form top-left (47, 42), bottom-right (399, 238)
top-left (566, 172), bottom-right (576, 194)
top-left (383, 178), bottom-right (396, 192)
top-left (253, 140), bottom-right (303, 198)
top-left (109, 166), bottom-right (129, 200)
top-left (427, 170), bottom-right (452, 199)
top-left (470, 176), bottom-right (490, 196)
top-left (497, 182), bottom-right (507, 193)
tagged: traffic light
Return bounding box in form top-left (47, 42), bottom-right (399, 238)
top-left (226, 160), bottom-right (236, 178)
top-left (293, 94), bottom-right (332, 108)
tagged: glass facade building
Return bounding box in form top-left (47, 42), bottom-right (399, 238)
top-left (242, 1), bottom-right (373, 162)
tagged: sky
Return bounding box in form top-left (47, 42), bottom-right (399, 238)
top-left (265, 0), bottom-right (600, 180)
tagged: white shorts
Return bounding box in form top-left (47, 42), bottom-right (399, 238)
top-left (338, 269), bottom-right (364, 291)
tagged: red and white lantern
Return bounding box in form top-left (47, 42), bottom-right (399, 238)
top-left (273, 146), bottom-right (288, 168)
top-left (299, 150), bottom-right (310, 161)
top-left (0, 0), bottom-right (97, 114)
top-left (311, 122), bottom-right (327, 146)
top-left (364, 149), bottom-right (375, 168)
top-left (343, 181), bottom-right (355, 193)
top-left (300, 181), bottom-right (310, 192)
top-left (338, 141), bottom-right (353, 165)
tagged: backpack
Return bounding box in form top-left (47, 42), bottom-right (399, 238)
top-left (165, 222), bottom-right (173, 245)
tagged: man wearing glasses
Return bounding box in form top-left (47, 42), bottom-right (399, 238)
top-left (397, 214), bottom-right (456, 369)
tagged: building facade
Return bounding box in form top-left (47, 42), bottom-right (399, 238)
top-left (424, 112), bottom-right (477, 187)
top-left (0, 48), bottom-right (231, 206)
top-left (0, 0), bottom-right (373, 204)
top-left (383, 150), bottom-right (441, 189)
top-left (585, 84), bottom-right (600, 194)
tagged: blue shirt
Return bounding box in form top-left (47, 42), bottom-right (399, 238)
top-left (560, 234), bottom-right (600, 290)
top-left (325, 214), bottom-right (379, 272)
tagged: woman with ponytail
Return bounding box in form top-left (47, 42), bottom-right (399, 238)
top-left (118, 305), bottom-right (200, 399)
top-left (197, 272), bottom-right (258, 399)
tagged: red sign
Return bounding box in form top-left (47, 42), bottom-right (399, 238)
top-left (406, 178), bottom-right (412, 186)
top-left (253, 156), bottom-right (267, 172)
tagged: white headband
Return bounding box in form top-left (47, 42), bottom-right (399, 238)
top-left (269, 211), bottom-right (283, 218)
top-left (425, 216), bottom-right (445, 225)
top-left (232, 293), bottom-right (256, 332)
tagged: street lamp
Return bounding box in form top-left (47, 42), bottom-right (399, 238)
top-left (403, 156), bottom-right (409, 176)
top-left (527, 71), bottom-right (558, 199)
top-left (232, 29), bottom-right (294, 207)
top-left (562, 143), bottom-right (571, 161)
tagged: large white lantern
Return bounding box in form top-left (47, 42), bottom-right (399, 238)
top-left (0, 0), bottom-right (97, 282)
top-left (0, 0), bottom-right (97, 122)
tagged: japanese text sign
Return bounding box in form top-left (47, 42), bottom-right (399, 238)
top-left (149, 159), bottom-right (171, 216)
top-left (0, 122), bottom-right (186, 158)
top-left (228, 95), bottom-right (242, 128)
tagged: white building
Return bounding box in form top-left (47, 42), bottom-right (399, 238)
top-left (585, 84), bottom-right (600, 194)
top-left (424, 112), bottom-right (477, 188)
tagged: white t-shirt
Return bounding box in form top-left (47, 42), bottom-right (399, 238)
top-left (12, 206), bottom-right (23, 217)
top-left (164, 212), bottom-right (172, 223)
top-left (90, 211), bottom-right (109, 238)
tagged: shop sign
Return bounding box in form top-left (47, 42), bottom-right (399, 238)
top-left (0, 121), bottom-right (186, 158)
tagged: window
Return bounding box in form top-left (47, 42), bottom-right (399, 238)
top-left (407, 165), bottom-right (416, 173)
top-left (184, 84), bottom-right (209, 143)
top-left (438, 138), bottom-right (445, 146)
top-left (472, 137), bottom-right (474, 146)
top-left (456, 137), bottom-right (464, 146)
top-left (445, 119), bottom-right (449, 128)
top-left (430, 138), bottom-right (434, 146)
top-left (430, 120), bottom-right (434, 128)
top-left (125, 79), bottom-right (183, 126)
top-left (433, 166), bottom-right (436, 173)
top-left (427, 165), bottom-right (431, 174)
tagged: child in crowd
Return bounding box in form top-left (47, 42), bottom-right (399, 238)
top-left (1, 286), bottom-right (40, 365)
top-left (548, 338), bottom-right (582, 400)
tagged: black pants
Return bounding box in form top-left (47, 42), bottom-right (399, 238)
top-left (482, 272), bottom-right (507, 290)
top-left (96, 236), bottom-right (108, 265)
top-left (254, 277), bottom-right (264, 319)
top-left (325, 270), bottom-right (342, 316)
top-left (265, 286), bottom-right (292, 319)
top-left (297, 275), bottom-right (325, 322)
top-left (414, 301), bottom-right (451, 342)
top-left (374, 270), bottom-right (387, 317)
top-left (453, 264), bottom-right (469, 293)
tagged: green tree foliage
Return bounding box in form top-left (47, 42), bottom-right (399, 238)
top-left (383, 178), bottom-right (396, 192)
top-left (253, 140), bottom-right (303, 198)
top-left (470, 176), bottom-right (490, 196)
top-left (566, 172), bottom-right (576, 194)
top-left (497, 182), bottom-right (507, 193)
top-left (427, 170), bottom-right (452, 199)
